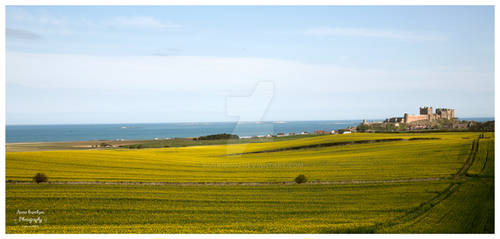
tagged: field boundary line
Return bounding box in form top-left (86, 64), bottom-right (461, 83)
top-left (226, 137), bottom-right (441, 156)
top-left (7, 177), bottom-right (450, 186)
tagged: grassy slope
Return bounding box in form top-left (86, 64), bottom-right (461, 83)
top-left (6, 132), bottom-right (479, 182)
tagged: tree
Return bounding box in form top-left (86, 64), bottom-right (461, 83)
top-left (33, 173), bottom-right (48, 184)
top-left (356, 124), bottom-right (370, 132)
top-left (100, 142), bottom-right (111, 147)
top-left (294, 174), bottom-right (307, 184)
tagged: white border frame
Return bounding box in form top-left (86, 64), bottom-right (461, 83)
top-left (1, 1), bottom-right (497, 238)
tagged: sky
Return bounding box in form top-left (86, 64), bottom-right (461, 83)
top-left (6, 6), bottom-right (495, 124)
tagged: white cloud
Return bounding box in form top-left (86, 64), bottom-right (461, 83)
top-left (6, 52), bottom-right (490, 94)
top-left (304, 27), bottom-right (446, 41)
top-left (7, 8), bottom-right (67, 26)
top-left (6, 52), bottom-right (494, 123)
top-left (7, 8), bottom-right (179, 32)
top-left (105, 16), bottom-right (180, 29)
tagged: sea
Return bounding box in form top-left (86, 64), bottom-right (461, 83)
top-left (6, 118), bottom-right (494, 143)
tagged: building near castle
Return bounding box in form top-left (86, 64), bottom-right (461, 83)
top-left (385, 107), bottom-right (455, 124)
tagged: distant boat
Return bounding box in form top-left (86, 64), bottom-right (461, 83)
top-left (273, 121), bottom-right (287, 124)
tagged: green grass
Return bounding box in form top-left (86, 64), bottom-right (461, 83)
top-left (120, 134), bottom-right (319, 149)
top-left (5, 134), bottom-right (318, 152)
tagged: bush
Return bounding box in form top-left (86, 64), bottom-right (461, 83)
top-left (33, 173), bottom-right (48, 184)
top-left (294, 174), bottom-right (307, 184)
top-left (195, 133), bottom-right (239, 140)
top-left (100, 142), bottom-right (111, 147)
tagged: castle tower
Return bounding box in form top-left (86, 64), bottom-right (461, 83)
top-left (419, 106), bottom-right (433, 116)
top-left (436, 108), bottom-right (455, 120)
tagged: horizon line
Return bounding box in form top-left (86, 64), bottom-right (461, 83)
top-left (6, 116), bottom-right (495, 126)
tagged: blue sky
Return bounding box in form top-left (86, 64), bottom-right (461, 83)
top-left (6, 6), bottom-right (494, 124)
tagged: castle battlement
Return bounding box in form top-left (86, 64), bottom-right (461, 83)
top-left (385, 106), bottom-right (455, 124)
top-left (419, 106), bottom-right (433, 115)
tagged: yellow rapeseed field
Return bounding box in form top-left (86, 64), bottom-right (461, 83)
top-left (6, 132), bottom-right (494, 233)
top-left (6, 132), bottom-right (481, 182)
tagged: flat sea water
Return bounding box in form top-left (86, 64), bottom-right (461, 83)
top-left (6, 118), bottom-right (493, 143)
top-left (6, 120), bottom-right (360, 143)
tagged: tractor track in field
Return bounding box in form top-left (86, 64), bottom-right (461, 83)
top-left (8, 176), bottom-right (450, 186)
top-left (372, 136), bottom-right (483, 232)
top-left (455, 136), bottom-right (481, 178)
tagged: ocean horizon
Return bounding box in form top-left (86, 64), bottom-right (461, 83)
top-left (6, 117), bottom-right (494, 143)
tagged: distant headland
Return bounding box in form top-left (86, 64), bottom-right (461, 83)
top-left (356, 106), bottom-right (494, 132)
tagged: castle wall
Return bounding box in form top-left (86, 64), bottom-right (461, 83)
top-left (385, 117), bottom-right (404, 123)
top-left (398, 107), bottom-right (455, 124)
top-left (404, 114), bottom-right (429, 123)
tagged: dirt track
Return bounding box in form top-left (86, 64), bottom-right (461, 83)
top-left (8, 177), bottom-right (451, 186)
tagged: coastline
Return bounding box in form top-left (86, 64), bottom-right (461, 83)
top-left (5, 139), bottom-right (151, 152)
top-left (5, 134), bottom-right (320, 152)
top-left (6, 120), bottom-right (364, 144)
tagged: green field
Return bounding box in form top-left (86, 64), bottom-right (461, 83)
top-left (5, 134), bottom-right (318, 152)
top-left (6, 132), bottom-right (494, 233)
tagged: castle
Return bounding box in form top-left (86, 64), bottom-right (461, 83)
top-left (385, 107), bottom-right (455, 124)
